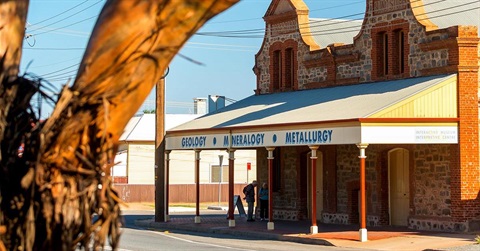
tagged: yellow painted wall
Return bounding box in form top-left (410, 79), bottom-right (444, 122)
top-left (370, 76), bottom-right (457, 118)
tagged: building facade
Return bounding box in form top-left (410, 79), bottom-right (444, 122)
top-left (114, 113), bottom-right (257, 203)
top-left (164, 0), bottom-right (480, 233)
top-left (252, 0), bottom-right (480, 231)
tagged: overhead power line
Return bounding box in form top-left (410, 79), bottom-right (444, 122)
top-left (303, 0), bottom-right (479, 38)
top-left (27, 0), bottom-right (103, 33)
top-left (25, 57), bottom-right (81, 69)
top-left (24, 0), bottom-right (479, 82)
top-left (29, 15), bottom-right (99, 37)
top-left (197, 0), bottom-right (425, 36)
top-left (23, 47), bottom-right (85, 51)
top-left (310, 0), bottom-right (364, 13)
top-left (234, 0), bottom-right (449, 36)
top-left (28, 0), bottom-right (91, 26)
top-left (41, 66), bottom-right (79, 78)
top-left (44, 75), bottom-right (76, 82)
top-left (207, 0), bottom-right (364, 24)
top-left (196, 0), bottom-right (478, 39)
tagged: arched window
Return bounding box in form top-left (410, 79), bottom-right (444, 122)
top-left (394, 29), bottom-right (405, 75)
top-left (273, 50), bottom-right (282, 91)
top-left (377, 32), bottom-right (389, 77)
top-left (373, 25), bottom-right (408, 79)
top-left (269, 41), bottom-right (297, 92)
top-left (285, 48), bottom-right (294, 89)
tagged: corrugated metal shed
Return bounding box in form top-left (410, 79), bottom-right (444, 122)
top-left (309, 18), bottom-right (362, 46)
top-left (307, 0), bottom-right (479, 48)
top-left (119, 115), bottom-right (141, 141)
top-left (423, 0), bottom-right (480, 29)
top-left (121, 114), bottom-right (201, 141)
top-left (168, 74), bottom-right (456, 132)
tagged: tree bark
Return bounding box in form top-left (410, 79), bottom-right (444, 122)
top-left (0, 1), bottom-right (31, 251)
top-left (0, 0), bottom-right (238, 250)
top-left (0, 0), bottom-right (29, 145)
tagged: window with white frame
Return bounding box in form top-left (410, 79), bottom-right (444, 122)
top-left (211, 165), bottom-right (229, 183)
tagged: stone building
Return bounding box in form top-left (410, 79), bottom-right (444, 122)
top-left (162, 0), bottom-right (480, 238)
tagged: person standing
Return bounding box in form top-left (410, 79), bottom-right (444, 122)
top-left (243, 180), bottom-right (258, 222)
top-left (259, 182), bottom-right (269, 221)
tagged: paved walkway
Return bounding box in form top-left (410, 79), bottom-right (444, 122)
top-left (131, 206), bottom-right (479, 251)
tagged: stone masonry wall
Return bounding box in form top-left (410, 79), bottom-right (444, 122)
top-left (409, 28), bottom-right (450, 76)
top-left (328, 144), bottom-right (456, 229)
top-left (256, 0), bottom-right (464, 93)
top-left (256, 148), bottom-right (268, 188)
top-left (257, 143), bottom-right (462, 230)
top-left (409, 144), bottom-right (466, 232)
top-left (336, 144), bottom-right (380, 226)
top-left (413, 144), bottom-right (452, 217)
top-left (256, 147), bottom-right (305, 221)
top-left (274, 146), bottom-right (305, 220)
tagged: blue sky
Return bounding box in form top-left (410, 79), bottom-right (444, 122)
top-left (20, 0), bottom-right (365, 116)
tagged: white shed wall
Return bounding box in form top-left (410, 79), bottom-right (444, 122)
top-left (127, 143), bottom-right (155, 184)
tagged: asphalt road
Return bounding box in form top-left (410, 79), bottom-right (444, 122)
top-left (115, 210), bottom-right (362, 251)
top-left (118, 227), bottom-right (366, 251)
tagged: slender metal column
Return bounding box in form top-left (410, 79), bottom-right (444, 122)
top-left (309, 145), bottom-right (319, 234)
top-left (357, 143), bottom-right (369, 242)
top-left (194, 149), bottom-right (201, 223)
top-left (266, 147), bottom-right (275, 230)
top-left (228, 149), bottom-right (236, 227)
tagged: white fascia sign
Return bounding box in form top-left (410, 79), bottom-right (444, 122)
top-left (166, 127), bottom-right (361, 150)
top-left (361, 125), bottom-right (458, 144)
top-left (166, 134), bottom-right (230, 150)
top-left (255, 127), bottom-right (360, 148)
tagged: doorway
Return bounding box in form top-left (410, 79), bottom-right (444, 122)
top-left (307, 151), bottom-right (323, 220)
top-left (388, 148), bottom-right (409, 226)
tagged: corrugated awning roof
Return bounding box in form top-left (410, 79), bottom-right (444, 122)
top-left (168, 74), bottom-right (456, 133)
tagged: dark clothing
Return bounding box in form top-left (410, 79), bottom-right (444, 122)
top-left (259, 187), bottom-right (269, 220)
top-left (259, 187), bottom-right (268, 201)
top-left (244, 183), bottom-right (256, 220)
top-left (244, 184), bottom-right (255, 203)
top-left (260, 199), bottom-right (268, 219)
top-left (247, 201), bottom-right (255, 221)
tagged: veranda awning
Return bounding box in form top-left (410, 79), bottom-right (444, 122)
top-left (166, 74), bottom-right (458, 150)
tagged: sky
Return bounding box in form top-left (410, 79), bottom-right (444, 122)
top-left (20, 0), bottom-right (366, 116)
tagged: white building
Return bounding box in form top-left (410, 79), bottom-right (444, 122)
top-left (113, 113), bottom-right (257, 202)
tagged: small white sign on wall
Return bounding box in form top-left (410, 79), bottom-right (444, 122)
top-left (361, 126), bottom-right (458, 144)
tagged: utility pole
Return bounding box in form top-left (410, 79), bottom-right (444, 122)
top-left (155, 68), bottom-right (168, 222)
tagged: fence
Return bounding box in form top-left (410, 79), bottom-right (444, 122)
top-left (114, 183), bottom-right (247, 203)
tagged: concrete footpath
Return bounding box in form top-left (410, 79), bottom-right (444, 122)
top-left (128, 205), bottom-right (479, 251)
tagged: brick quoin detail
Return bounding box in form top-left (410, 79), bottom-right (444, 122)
top-left (450, 26), bottom-right (480, 221)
